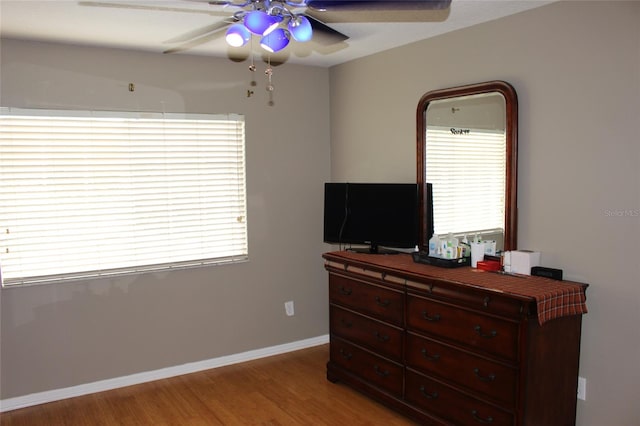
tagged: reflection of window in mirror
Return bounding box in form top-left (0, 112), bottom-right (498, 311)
top-left (425, 92), bottom-right (506, 247)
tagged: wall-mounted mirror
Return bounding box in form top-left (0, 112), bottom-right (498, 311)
top-left (417, 81), bottom-right (518, 252)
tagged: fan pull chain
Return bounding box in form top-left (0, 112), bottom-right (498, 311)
top-left (247, 39), bottom-right (257, 98)
top-left (247, 63), bottom-right (256, 98)
top-left (265, 56), bottom-right (275, 106)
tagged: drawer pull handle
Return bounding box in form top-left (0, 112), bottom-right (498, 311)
top-left (339, 349), bottom-right (352, 360)
top-left (471, 410), bottom-right (494, 424)
top-left (474, 325), bottom-right (497, 338)
top-left (473, 368), bottom-right (496, 382)
top-left (374, 331), bottom-right (390, 342)
top-left (421, 310), bottom-right (441, 322)
top-left (421, 348), bottom-right (441, 362)
top-left (373, 365), bottom-right (390, 377)
top-left (375, 296), bottom-right (390, 307)
top-left (340, 319), bottom-right (353, 328)
top-left (419, 386), bottom-right (439, 400)
top-left (339, 286), bottom-right (352, 295)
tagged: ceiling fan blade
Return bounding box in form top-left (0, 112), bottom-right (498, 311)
top-left (180, 0), bottom-right (249, 5)
top-left (306, 0), bottom-right (452, 11)
top-left (78, 1), bottom-right (228, 16)
top-left (163, 31), bottom-right (225, 54)
top-left (304, 3), bottom-right (450, 24)
top-left (164, 19), bottom-right (235, 44)
top-left (304, 14), bottom-right (349, 45)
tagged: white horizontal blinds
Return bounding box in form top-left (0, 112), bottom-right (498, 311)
top-left (426, 126), bottom-right (505, 237)
top-left (0, 108), bottom-right (248, 286)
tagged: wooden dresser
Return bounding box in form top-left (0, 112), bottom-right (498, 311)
top-left (324, 251), bottom-right (588, 426)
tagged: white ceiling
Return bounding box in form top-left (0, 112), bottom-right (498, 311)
top-left (0, 0), bottom-right (553, 67)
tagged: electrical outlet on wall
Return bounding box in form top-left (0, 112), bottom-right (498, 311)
top-left (577, 376), bottom-right (586, 400)
top-left (284, 301), bottom-right (295, 316)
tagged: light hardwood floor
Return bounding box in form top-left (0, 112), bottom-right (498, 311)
top-left (1, 344), bottom-right (418, 425)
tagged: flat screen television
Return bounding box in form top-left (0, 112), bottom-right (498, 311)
top-left (323, 182), bottom-right (432, 254)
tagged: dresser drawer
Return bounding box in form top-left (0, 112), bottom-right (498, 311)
top-left (329, 273), bottom-right (403, 326)
top-left (405, 332), bottom-right (517, 406)
top-left (406, 295), bottom-right (519, 361)
top-left (330, 337), bottom-right (403, 397)
top-left (406, 369), bottom-right (514, 426)
top-left (407, 280), bottom-right (529, 319)
top-left (330, 305), bottom-right (403, 361)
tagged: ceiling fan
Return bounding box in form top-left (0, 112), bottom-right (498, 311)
top-left (177, 0), bottom-right (452, 53)
top-left (82, 0), bottom-right (452, 55)
top-left (80, 0), bottom-right (451, 104)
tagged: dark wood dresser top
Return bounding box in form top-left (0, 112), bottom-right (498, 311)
top-left (323, 251), bottom-right (588, 325)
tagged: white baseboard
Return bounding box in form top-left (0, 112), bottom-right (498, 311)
top-left (0, 334), bottom-right (329, 413)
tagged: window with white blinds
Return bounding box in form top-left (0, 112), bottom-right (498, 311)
top-left (426, 126), bottom-right (505, 238)
top-left (0, 108), bottom-right (248, 286)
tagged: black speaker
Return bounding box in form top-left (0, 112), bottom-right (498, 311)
top-left (531, 266), bottom-right (563, 281)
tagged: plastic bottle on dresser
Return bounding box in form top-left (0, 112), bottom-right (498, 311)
top-left (428, 234), bottom-right (440, 256)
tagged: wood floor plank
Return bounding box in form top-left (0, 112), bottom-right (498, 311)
top-left (1, 344), bottom-right (418, 425)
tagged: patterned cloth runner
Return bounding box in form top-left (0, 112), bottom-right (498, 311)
top-left (325, 251), bottom-right (588, 325)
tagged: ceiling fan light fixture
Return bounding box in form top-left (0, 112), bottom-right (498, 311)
top-left (260, 28), bottom-right (290, 53)
top-left (225, 23), bottom-right (251, 47)
top-left (288, 16), bottom-right (312, 42)
top-left (244, 10), bottom-right (275, 35)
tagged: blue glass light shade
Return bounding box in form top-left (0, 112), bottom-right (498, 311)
top-left (264, 15), bottom-right (282, 36)
top-left (260, 28), bottom-right (290, 53)
top-left (225, 23), bottom-right (251, 47)
top-left (244, 10), bottom-right (278, 35)
top-left (288, 16), bottom-right (313, 42)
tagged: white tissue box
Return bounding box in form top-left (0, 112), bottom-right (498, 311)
top-left (510, 250), bottom-right (541, 275)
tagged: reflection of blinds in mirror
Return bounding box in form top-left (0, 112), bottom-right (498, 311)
top-left (426, 127), bottom-right (506, 237)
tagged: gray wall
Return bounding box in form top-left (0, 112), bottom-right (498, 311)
top-left (329, 1), bottom-right (639, 425)
top-left (0, 40), bottom-right (332, 398)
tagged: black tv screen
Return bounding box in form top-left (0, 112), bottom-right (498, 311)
top-left (323, 182), bottom-right (422, 254)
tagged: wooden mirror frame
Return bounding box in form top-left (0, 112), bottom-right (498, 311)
top-left (416, 80), bottom-right (518, 251)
